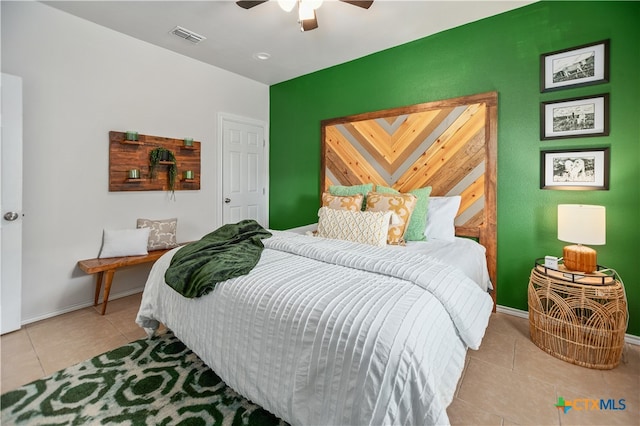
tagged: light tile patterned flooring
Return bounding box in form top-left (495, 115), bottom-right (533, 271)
top-left (1, 293), bottom-right (638, 425)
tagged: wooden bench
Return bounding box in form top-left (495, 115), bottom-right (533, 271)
top-left (78, 247), bottom-right (179, 315)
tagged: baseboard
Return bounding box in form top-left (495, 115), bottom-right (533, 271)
top-left (496, 305), bottom-right (529, 319)
top-left (21, 286), bottom-right (145, 326)
top-left (497, 304), bottom-right (640, 346)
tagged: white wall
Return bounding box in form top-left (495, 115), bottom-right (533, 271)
top-left (1, 2), bottom-right (269, 323)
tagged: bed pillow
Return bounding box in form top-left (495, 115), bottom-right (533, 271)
top-left (365, 191), bottom-right (417, 245)
top-left (321, 192), bottom-right (364, 212)
top-left (328, 183), bottom-right (374, 210)
top-left (137, 218), bottom-right (179, 251)
top-left (98, 228), bottom-right (150, 258)
top-left (424, 196), bottom-right (461, 242)
top-left (317, 206), bottom-right (392, 247)
top-left (376, 186), bottom-right (431, 241)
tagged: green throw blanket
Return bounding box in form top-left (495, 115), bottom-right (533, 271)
top-left (165, 219), bottom-right (272, 298)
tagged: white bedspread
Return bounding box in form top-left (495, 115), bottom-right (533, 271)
top-left (398, 238), bottom-right (493, 292)
top-left (136, 231), bottom-right (493, 425)
top-left (287, 224), bottom-right (493, 292)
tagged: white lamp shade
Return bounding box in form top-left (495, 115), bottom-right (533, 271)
top-left (557, 204), bottom-right (606, 245)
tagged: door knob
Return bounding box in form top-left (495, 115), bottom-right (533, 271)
top-left (224, 198), bottom-right (231, 204)
top-left (3, 212), bottom-right (19, 221)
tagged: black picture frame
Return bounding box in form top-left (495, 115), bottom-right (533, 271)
top-left (540, 39), bottom-right (609, 93)
top-left (540, 147), bottom-right (610, 190)
top-left (540, 94), bottom-right (609, 140)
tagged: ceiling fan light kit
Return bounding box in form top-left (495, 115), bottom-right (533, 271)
top-left (277, 0), bottom-right (297, 12)
top-left (298, 1), bottom-right (318, 20)
top-left (300, 11), bottom-right (318, 32)
top-left (237, 0), bottom-right (372, 32)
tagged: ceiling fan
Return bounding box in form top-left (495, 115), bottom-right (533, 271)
top-left (236, 0), bottom-right (374, 32)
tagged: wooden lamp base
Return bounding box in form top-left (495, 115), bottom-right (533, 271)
top-left (563, 244), bottom-right (597, 274)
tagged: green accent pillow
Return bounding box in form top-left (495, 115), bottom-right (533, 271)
top-left (328, 183), bottom-right (374, 210)
top-left (376, 186), bottom-right (432, 241)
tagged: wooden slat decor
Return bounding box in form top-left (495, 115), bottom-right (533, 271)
top-left (108, 131), bottom-right (201, 192)
top-left (321, 92), bottom-right (498, 307)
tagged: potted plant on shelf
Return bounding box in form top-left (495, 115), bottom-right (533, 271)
top-left (149, 147), bottom-right (178, 198)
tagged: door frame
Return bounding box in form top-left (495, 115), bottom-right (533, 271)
top-left (1, 73), bottom-right (23, 334)
top-left (217, 112), bottom-right (269, 228)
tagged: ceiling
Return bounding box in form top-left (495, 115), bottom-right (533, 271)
top-left (43, 0), bottom-right (534, 85)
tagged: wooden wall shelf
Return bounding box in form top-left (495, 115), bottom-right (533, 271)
top-left (109, 131), bottom-right (201, 192)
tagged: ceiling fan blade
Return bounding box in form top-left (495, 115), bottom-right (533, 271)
top-left (339, 0), bottom-right (374, 9)
top-left (300, 10), bottom-right (319, 31)
top-left (236, 1), bottom-right (268, 9)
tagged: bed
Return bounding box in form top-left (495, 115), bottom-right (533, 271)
top-left (136, 92), bottom-right (498, 425)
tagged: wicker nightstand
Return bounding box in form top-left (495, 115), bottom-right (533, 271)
top-left (527, 259), bottom-right (627, 369)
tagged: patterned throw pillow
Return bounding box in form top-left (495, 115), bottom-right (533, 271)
top-left (376, 186), bottom-right (432, 241)
top-left (328, 183), bottom-right (374, 210)
top-left (365, 191), bottom-right (417, 245)
top-left (136, 218), bottom-right (179, 251)
top-left (322, 192), bottom-right (364, 212)
top-left (317, 207), bottom-right (392, 247)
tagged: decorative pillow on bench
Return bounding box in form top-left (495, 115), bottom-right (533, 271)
top-left (137, 218), bottom-right (179, 251)
top-left (98, 228), bottom-right (150, 258)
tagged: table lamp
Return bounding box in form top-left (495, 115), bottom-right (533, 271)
top-left (557, 204), bottom-right (606, 274)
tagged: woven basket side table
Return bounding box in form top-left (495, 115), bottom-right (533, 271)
top-left (528, 262), bottom-right (627, 370)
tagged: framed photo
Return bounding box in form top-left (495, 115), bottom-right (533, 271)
top-left (540, 94), bottom-right (609, 140)
top-left (540, 39), bottom-right (609, 92)
top-left (540, 147), bottom-right (610, 190)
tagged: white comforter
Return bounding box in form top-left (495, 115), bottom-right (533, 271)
top-left (136, 231), bottom-right (493, 425)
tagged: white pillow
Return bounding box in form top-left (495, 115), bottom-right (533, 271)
top-left (98, 228), bottom-right (151, 258)
top-left (317, 206), bottom-right (392, 247)
top-left (424, 196), bottom-right (461, 242)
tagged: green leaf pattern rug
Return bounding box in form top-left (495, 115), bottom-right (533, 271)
top-left (1, 331), bottom-right (286, 425)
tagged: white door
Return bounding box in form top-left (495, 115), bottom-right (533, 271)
top-left (220, 114), bottom-right (268, 227)
top-left (1, 73), bottom-right (23, 334)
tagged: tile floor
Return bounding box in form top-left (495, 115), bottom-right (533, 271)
top-left (1, 293), bottom-right (638, 425)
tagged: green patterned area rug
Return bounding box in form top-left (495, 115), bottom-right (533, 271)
top-left (1, 331), bottom-right (287, 425)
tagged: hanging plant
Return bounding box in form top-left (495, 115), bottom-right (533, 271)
top-left (149, 147), bottom-right (178, 198)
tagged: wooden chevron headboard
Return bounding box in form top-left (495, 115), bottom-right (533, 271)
top-left (321, 92), bottom-right (498, 305)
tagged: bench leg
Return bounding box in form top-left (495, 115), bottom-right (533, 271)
top-left (100, 270), bottom-right (116, 315)
top-left (94, 272), bottom-right (104, 306)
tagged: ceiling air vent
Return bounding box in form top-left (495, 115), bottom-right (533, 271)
top-left (170, 26), bottom-right (206, 44)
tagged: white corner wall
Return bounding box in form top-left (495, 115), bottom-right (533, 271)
top-left (1, 2), bottom-right (269, 323)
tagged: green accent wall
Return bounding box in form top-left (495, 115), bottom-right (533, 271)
top-left (269, 1), bottom-right (640, 336)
